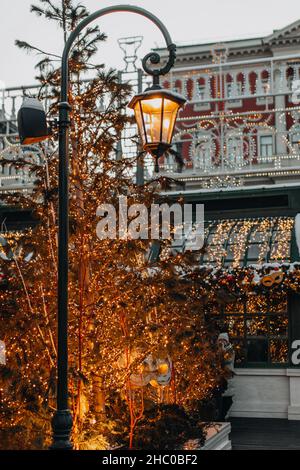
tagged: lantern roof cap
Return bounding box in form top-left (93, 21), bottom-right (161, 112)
top-left (128, 86), bottom-right (186, 109)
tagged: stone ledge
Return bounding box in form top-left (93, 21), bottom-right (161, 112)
top-left (235, 368), bottom-right (300, 377)
top-left (288, 405), bottom-right (300, 420)
top-left (184, 423), bottom-right (232, 450)
top-left (286, 369), bottom-right (300, 377)
top-left (235, 368), bottom-right (287, 376)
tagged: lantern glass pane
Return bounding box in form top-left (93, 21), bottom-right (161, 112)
top-left (162, 98), bottom-right (180, 144)
top-left (133, 102), bottom-right (146, 145)
top-left (140, 97), bottom-right (164, 144)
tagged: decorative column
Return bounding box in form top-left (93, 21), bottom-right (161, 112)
top-left (182, 76), bottom-right (189, 100)
top-left (243, 71), bottom-right (251, 96)
top-left (274, 67), bottom-right (287, 155)
top-left (230, 72), bottom-right (239, 97)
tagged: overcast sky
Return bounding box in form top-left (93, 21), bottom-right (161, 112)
top-left (1, 0), bottom-right (300, 88)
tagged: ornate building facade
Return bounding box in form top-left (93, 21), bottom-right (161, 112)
top-left (156, 19), bottom-right (300, 190)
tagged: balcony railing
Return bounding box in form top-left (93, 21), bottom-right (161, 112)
top-left (159, 152), bottom-right (300, 175)
top-left (151, 53), bottom-right (300, 183)
top-left (3, 52), bottom-right (300, 188)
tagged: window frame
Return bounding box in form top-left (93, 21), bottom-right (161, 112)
top-left (259, 134), bottom-right (274, 159)
top-left (226, 81), bottom-right (243, 98)
top-left (217, 295), bottom-right (290, 369)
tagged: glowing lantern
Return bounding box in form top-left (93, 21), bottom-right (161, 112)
top-left (128, 86), bottom-right (186, 171)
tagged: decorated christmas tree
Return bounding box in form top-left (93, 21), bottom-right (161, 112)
top-left (0, 0), bottom-right (221, 450)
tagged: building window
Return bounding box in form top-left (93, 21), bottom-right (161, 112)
top-left (226, 81), bottom-right (242, 98)
top-left (256, 76), bottom-right (270, 95)
top-left (171, 217), bottom-right (294, 367)
top-left (200, 217), bottom-right (293, 367)
top-left (287, 76), bottom-right (294, 91)
top-left (201, 217), bottom-right (293, 268)
top-left (260, 135), bottom-right (273, 158)
top-left (194, 139), bottom-right (212, 170)
top-left (291, 131), bottom-right (300, 152)
top-left (197, 83), bottom-right (206, 101)
top-left (214, 294), bottom-right (289, 366)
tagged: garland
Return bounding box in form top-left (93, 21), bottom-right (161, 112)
top-left (188, 262), bottom-right (300, 304)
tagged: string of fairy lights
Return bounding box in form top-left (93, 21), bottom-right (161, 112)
top-left (0, 88), bottom-right (225, 450)
top-left (158, 63), bottom-right (300, 184)
top-left (2, 19), bottom-right (300, 449)
top-left (201, 217), bottom-right (294, 268)
top-left (0, 198), bottom-right (299, 446)
top-left (180, 217), bottom-right (295, 366)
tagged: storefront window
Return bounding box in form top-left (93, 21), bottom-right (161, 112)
top-left (199, 217), bottom-right (293, 367)
top-left (211, 295), bottom-right (289, 366)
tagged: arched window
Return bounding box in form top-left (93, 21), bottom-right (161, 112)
top-left (286, 66), bottom-right (296, 91)
top-left (196, 77), bottom-right (206, 101)
top-left (249, 71), bottom-right (258, 95)
top-left (257, 70), bottom-right (271, 95)
top-left (173, 79), bottom-right (182, 95)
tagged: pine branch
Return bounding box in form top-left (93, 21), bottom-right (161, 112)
top-left (34, 57), bottom-right (53, 71)
top-left (30, 5), bottom-right (44, 16)
top-left (15, 40), bottom-right (60, 58)
top-left (31, 0), bottom-right (61, 21)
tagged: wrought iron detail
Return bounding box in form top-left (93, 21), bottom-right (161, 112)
top-left (142, 43), bottom-right (177, 85)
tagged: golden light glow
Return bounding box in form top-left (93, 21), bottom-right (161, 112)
top-left (21, 135), bottom-right (49, 145)
top-left (129, 89), bottom-right (185, 156)
top-left (135, 97), bottom-right (180, 147)
top-left (157, 363), bottom-right (169, 374)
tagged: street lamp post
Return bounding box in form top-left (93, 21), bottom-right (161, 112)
top-left (18, 4), bottom-right (185, 450)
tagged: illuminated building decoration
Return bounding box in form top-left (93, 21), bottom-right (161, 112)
top-left (174, 216), bottom-right (295, 367)
top-left (152, 21), bottom-right (300, 191)
top-left (151, 18), bottom-right (300, 423)
top-left (178, 216), bottom-right (294, 366)
top-left (200, 217), bottom-right (293, 268)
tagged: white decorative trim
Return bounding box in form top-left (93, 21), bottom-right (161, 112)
top-left (235, 368), bottom-right (300, 377)
top-left (287, 368), bottom-right (300, 377)
top-left (229, 368), bottom-right (300, 420)
top-left (230, 409), bottom-right (287, 419)
top-left (235, 368), bottom-right (287, 376)
top-left (288, 405), bottom-right (300, 420)
top-left (193, 102), bottom-right (211, 112)
top-left (266, 19), bottom-right (300, 43)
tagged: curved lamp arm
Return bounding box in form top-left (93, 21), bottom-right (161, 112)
top-left (61, 4), bottom-right (176, 101)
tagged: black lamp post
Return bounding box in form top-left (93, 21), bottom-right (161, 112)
top-left (17, 5), bottom-right (185, 450)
